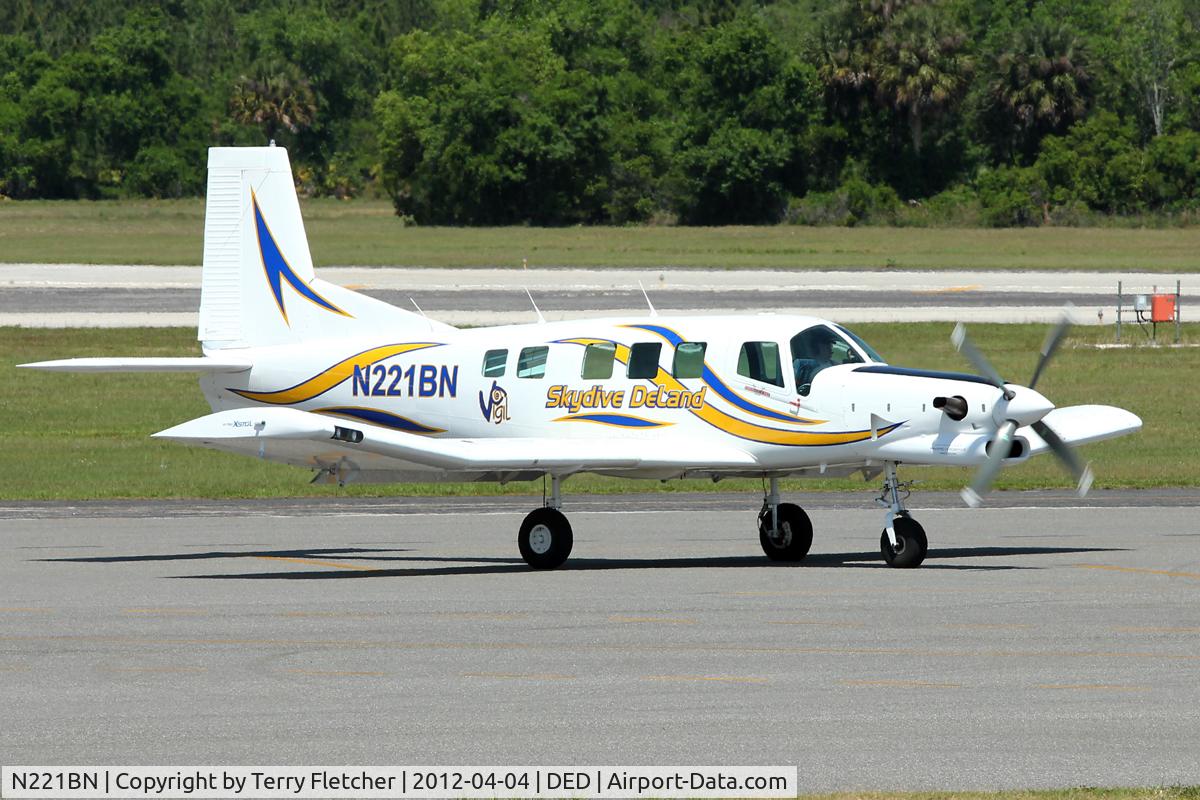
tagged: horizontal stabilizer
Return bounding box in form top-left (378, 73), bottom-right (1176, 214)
top-left (154, 408), bottom-right (759, 472)
top-left (18, 357), bottom-right (253, 373)
top-left (1024, 405), bottom-right (1142, 452)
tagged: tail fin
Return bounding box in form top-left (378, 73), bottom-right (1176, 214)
top-left (199, 146), bottom-right (449, 350)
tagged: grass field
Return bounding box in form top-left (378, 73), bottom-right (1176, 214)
top-left (2, 322), bottom-right (1194, 500)
top-left (2, 198), bottom-right (1199, 270)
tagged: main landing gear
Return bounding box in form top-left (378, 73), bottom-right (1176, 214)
top-left (758, 476), bottom-right (813, 561)
top-left (517, 475), bottom-right (573, 570)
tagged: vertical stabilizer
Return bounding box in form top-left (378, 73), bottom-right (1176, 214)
top-left (199, 146), bottom-right (450, 350)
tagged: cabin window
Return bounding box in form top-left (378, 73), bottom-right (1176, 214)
top-left (580, 342), bottom-right (616, 379)
top-left (737, 341), bottom-right (784, 387)
top-left (791, 325), bottom-right (866, 396)
top-left (517, 346), bottom-right (549, 379)
top-left (673, 342), bottom-right (707, 379)
top-left (482, 349), bottom-right (507, 377)
top-left (627, 342), bottom-right (662, 379)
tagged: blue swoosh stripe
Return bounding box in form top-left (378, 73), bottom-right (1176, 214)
top-left (253, 195), bottom-right (347, 321)
top-left (318, 407), bottom-right (443, 434)
top-left (560, 413), bottom-right (666, 428)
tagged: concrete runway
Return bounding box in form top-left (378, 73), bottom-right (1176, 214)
top-left (1, 265), bottom-right (1177, 326)
top-left (2, 492), bottom-right (1199, 790)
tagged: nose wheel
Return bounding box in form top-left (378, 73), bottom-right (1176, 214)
top-left (880, 515), bottom-right (927, 568)
top-left (878, 462), bottom-right (928, 568)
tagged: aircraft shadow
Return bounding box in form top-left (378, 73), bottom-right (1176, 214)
top-left (37, 547), bottom-right (412, 564)
top-left (175, 545), bottom-right (1123, 580)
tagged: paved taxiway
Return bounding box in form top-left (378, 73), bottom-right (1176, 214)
top-left (1, 265), bottom-right (1176, 326)
top-left (2, 491), bottom-right (1198, 790)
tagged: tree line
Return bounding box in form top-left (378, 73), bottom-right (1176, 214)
top-left (1, 0), bottom-right (1198, 226)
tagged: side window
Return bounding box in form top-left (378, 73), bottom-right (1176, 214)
top-left (482, 348), bottom-right (507, 377)
top-left (737, 341), bottom-right (784, 387)
top-left (581, 342), bottom-right (616, 379)
top-left (627, 342), bottom-right (662, 379)
top-left (673, 342), bottom-right (707, 379)
top-left (517, 346), bottom-right (549, 379)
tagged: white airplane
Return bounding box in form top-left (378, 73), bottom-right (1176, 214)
top-left (22, 146), bottom-right (1142, 569)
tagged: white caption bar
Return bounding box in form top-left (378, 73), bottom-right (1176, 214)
top-left (2, 766), bottom-right (797, 799)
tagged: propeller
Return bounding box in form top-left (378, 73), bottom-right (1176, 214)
top-left (953, 311), bottom-right (1092, 507)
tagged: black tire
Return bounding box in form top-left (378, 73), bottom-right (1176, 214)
top-left (518, 508), bottom-right (573, 570)
top-left (881, 516), bottom-right (928, 568)
top-left (758, 502), bottom-right (814, 561)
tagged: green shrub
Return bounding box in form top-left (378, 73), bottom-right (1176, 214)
top-left (977, 166), bottom-right (1048, 227)
top-left (787, 177), bottom-right (900, 226)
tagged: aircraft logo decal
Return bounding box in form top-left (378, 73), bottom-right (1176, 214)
top-left (252, 191), bottom-right (350, 324)
top-left (479, 380), bottom-right (511, 425)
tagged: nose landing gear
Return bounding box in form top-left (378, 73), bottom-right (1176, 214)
top-left (878, 462), bottom-right (927, 568)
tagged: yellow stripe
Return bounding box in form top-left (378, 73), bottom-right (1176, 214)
top-left (561, 337), bottom-right (886, 447)
top-left (1076, 564), bottom-right (1200, 581)
top-left (643, 675), bottom-right (768, 684)
top-left (234, 342), bottom-right (440, 404)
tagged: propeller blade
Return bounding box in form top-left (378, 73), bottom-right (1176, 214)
top-left (1032, 420), bottom-right (1095, 497)
top-left (961, 420), bottom-right (1018, 508)
top-left (951, 323), bottom-right (1013, 399)
top-left (1028, 310), bottom-right (1073, 391)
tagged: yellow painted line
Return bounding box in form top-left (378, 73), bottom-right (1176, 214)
top-left (643, 675), bottom-right (768, 685)
top-left (463, 672), bottom-right (575, 681)
top-left (274, 618), bottom-right (384, 623)
top-left (283, 668), bottom-right (387, 677)
top-left (1077, 564), bottom-right (1200, 580)
top-left (0, 608), bottom-right (52, 613)
top-left (1112, 626), bottom-right (1200, 633)
top-left (841, 679), bottom-right (962, 688)
top-left (0, 666), bottom-right (32, 672)
top-left (104, 666), bottom-right (207, 674)
top-left (255, 555), bottom-right (379, 571)
top-left (769, 620), bottom-right (865, 628)
top-left (918, 284), bottom-right (983, 294)
top-left (610, 615), bottom-right (696, 625)
top-left (1035, 684), bottom-right (1150, 692)
top-left (123, 608), bottom-right (205, 615)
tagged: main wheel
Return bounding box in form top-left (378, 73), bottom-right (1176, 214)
top-left (758, 502), bottom-right (814, 561)
top-left (518, 508), bottom-right (573, 570)
top-left (881, 515), bottom-right (927, 568)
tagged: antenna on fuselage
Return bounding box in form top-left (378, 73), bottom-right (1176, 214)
top-left (638, 280), bottom-right (658, 317)
top-left (409, 297), bottom-right (427, 318)
top-left (521, 257), bottom-right (546, 323)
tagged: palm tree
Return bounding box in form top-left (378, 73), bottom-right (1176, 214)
top-left (229, 70), bottom-right (318, 143)
top-left (988, 19), bottom-right (1091, 160)
top-left (871, 3), bottom-right (971, 156)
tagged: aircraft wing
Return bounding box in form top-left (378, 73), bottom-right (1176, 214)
top-left (153, 407), bottom-right (759, 472)
top-left (19, 357), bottom-right (252, 373)
top-left (1022, 404), bottom-right (1143, 452)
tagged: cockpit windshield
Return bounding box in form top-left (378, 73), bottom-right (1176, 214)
top-left (790, 324), bottom-right (884, 396)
